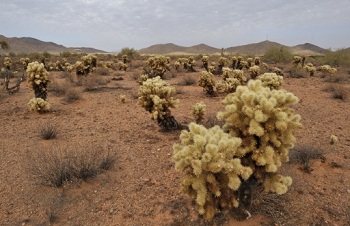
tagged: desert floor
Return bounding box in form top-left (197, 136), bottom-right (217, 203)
top-left (0, 61), bottom-right (349, 226)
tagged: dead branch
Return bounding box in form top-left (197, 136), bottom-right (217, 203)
top-left (3, 69), bottom-right (25, 94)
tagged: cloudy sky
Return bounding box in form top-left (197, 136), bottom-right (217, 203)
top-left (1, 0), bottom-right (350, 52)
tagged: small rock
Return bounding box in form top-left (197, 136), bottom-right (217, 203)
top-left (347, 189), bottom-right (350, 194)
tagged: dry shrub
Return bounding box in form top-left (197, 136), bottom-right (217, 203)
top-left (64, 88), bottom-right (82, 103)
top-left (322, 84), bottom-right (350, 100)
top-left (26, 144), bottom-right (116, 187)
top-left (49, 80), bottom-right (67, 96)
top-left (39, 123), bottom-right (58, 140)
top-left (288, 67), bottom-right (308, 78)
top-left (82, 76), bottom-right (109, 91)
top-left (332, 86), bottom-right (349, 100)
top-left (95, 68), bottom-right (110, 76)
top-left (324, 74), bottom-right (350, 83)
top-left (178, 74), bottom-right (196, 86)
top-left (289, 145), bottom-right (324, 173)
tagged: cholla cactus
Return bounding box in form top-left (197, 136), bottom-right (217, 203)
top-left (217, 57), bottom-right (228, 74)
top-left (330, 135), bottom-right (338, 144)
top-left (63, 62), bottom-right (74, 72)
top-left (247, 58), bottom-right (253, 67)
top-left (138, 76), bottom-right (180, 131)
top-left (28, 97), bottom-right (50, 113)
top-left (293, 56), bottom-right (302, 67)
top-left (305, 64), bottom-right (316, 76)
top-left (222, 67), bottom-right (232, 80)
top-left (56, 61), bottom-right (63, 71)
top-left (191, 102), bottom-right (206, 122)
top-left (4, 57), bottom-right (11, 70)
top-left (98, 61), bottom-right (114, 69)
top-left (173, 123), bottom-right (253, 219)
top-left (46, 62), bottom-right (54, 71)
top-left (215, 81), bottom-right (226, 93)
top-left (26, 61), bottom-right (51, 100)
top-left (248, 66), bottom-right (260, 79)
top-left (117, 61), bottom-right (128, 71)
top-left (273, 67), bottom-right (284, 76)
top-left (262, 62), bottom-right (269, 70)
top-left (143, 55), bottom-right (170, 78)
top-left (74, 54), bottom-right (97, 75)
top-left (258, 73), bottom-right (283, 90)
top-left (174, 61), bottom-right (180, 71)
top-left (20, 58), bottom-right (30, 70)
top-left (202, 56), bottom-right (209, 72)
top-left (238, 60), bottom-right (248, 70)
top-left (224, 78), bottom-right (242, 93)
top-left (122, 55), bottom-right (127, 64)
top-left (120, 94), bottom-right (126, 103)
top-left (137, 74), bottom-right (149, 85)
top-left (208, 62), bottom-right (216, 74)
top-left (320, 65), bottom-right (337, 74)
top-left (198, 71), bottom-right (216, 96)
top-left (254, 57), bottom-right (260, 66)
top-left (231, 56), bottom-right (237, 69)
top-left (187, 56), bottom-right (196, 72)
top-left (236, 56), bottom-right (243, 69)
top-left (215, 79), bottom-right (302, 212)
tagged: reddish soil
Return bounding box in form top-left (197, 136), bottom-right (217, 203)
top-left (0, 61), bottom-right (349, 226)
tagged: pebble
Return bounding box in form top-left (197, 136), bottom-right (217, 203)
top-left (347, 189), bottom-right (350, 193)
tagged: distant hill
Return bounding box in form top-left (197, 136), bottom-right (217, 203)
top-left (139, 43), bottom-right (219, 55)
top-left (289, 43), bottom-right (327, 55)
top-left (225, 40), bottom-right (284, 56)
top-left (0, 35), bottom-right (106, 54)
top-left (139, 40), bottom-right (328, 56)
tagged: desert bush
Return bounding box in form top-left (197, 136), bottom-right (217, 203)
top-left (138, 76), bottom-right (180, 131)
top-left (288, 66), bottom-right (308, 78)
top-left (95, 67), bottom-right (110, 76)
top-left (178, 74), bottom-right (196, 86)
top-left (49, 80), bottom-right (67, 96)
top-left (118, 47), bottom-right (140, 60)
top-left (322, 48), bottom-right (350, 67)
top-left (26, 144), bottom-right (116, 187)
top-left (39, 123), bottom-right (58, 140)
top-left (190, 102), bottom-right (206, 123)
top-left (198, 71), bottom-right (216, 96)
top-left (63, 88), bottom-right (82, 103)
top-left (173, 79), bottom-right (302, 219)
top-left (263, 47), bottom-right (293, 64)
top-left (332, 85), bottom-right (349, 100)
top-left (61, 51), bottom-right (72, 58)
top-left (289, 145), bottom-right (324, 173)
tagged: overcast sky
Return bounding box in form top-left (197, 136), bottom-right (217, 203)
top-left (1, 0), bottom-right (350, 52)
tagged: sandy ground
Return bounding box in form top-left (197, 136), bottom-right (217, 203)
top-left (0, 61), bottom-right (349, 226)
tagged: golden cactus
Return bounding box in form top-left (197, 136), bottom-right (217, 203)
top-left (222, 67), bottom-right (232, 81)
top-left (202, 56), bottom-right (209, 72)
top-left (254, 57), bottom-right (260, 66)
top-left (143, 55), bottom-right (170, 78)
top-left (320, 65), bottom-right (337, 74)
top-left (4, 57), bottom-right (11, 70)
top-left (248, 66), bottom-right (260, 79)
top-left (28, 98), bottom-right (50, 113)
top-left (26, 61), bottom-right (51, 100)
top-left (138, 76), bottom-right (180, 131)
top-left (173, 123), bottom-right (252, 219)
top-left (191, 102), bottom-right (206, 122)
top-left (258, 73), bottom-right (283, 90)
top-left (198, 71), bottom-right (216, 96)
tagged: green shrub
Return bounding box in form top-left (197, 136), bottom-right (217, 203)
top-left (118, 47), bottom-right (140, 60)
top-left (322, 48), bottom-right (350, 67)
top-left (263, 47), bottom-right (293, 64)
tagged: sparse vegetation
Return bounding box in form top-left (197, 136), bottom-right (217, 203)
top-left (264, 47), bottom-right (293, 63)
top-left (26, 145), bottom-right (116, 187)
top-left (39, 123), bottom-right (58, 140)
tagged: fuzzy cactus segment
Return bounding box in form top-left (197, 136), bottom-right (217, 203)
top-left (217, 79), bottom-right (302, 176)
top-left (173, 123), bottom-right (253, 219)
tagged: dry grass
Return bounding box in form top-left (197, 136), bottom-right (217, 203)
top-left (63, 88), bottom-right (82, 103)
top-left (94, 68), bottom-right (110, 76)
top-left (25, 144), bottom-right (116, 187)
top-left (49, 80), bottom-right (67, 96)
top-left (39, 123), bottom-right (58, 140)
top-left (289, 144), bottom-right (324, 173)
top-left (178, 74), bottom-right (197, 86)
